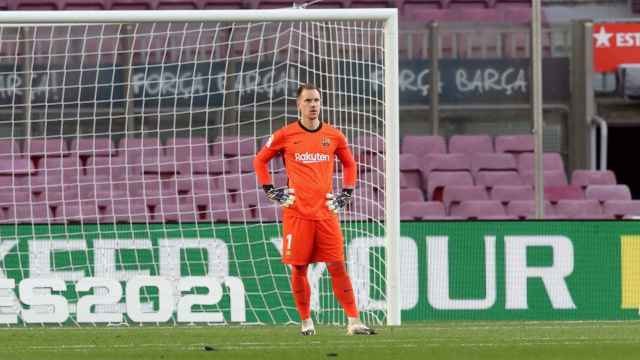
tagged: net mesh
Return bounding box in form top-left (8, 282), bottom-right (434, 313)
top-left (0, 17), bottom-right (387, 326)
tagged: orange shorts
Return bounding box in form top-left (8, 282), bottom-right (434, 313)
top-left (281, 213), bottom-right (345, 265)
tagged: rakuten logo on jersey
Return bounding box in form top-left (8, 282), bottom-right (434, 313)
top-left (294, 152), bottom-right (330, 163)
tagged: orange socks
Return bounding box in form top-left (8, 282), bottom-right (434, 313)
top-left (327, 262), bottom-right (359, 318)
top-left (291, 265), bottom-right (311, 320)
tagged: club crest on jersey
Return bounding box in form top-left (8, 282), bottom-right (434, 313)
top-left (321, 137), bottom-right (331, 148)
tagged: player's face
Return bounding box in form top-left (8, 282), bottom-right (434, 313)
top-left (297, 89), bottom-right (321, 122)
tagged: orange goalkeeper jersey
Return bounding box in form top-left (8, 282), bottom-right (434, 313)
top-left (253, 121), bottom-right (357, 220)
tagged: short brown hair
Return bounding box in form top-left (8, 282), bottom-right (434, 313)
top-left (296, 83), bottom-right (320, 98)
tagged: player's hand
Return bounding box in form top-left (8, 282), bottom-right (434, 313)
top-left (326, 189), bottom-right (353, 213)
top-left (263, 185), bottom-right (295, 208)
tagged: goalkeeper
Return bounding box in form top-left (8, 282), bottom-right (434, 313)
top-left (253, 83), bottom-right (374, 336)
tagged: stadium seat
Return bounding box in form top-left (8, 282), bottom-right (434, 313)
top-left (490, 185), bottom-right (534, 204)
top-left (15, 0), bottom-right (60, 10)
top-left (442, 185), bottom-right (488, 211)
top-left (39, 156), bottom-right (82, 179)
top-left (102, 200), bottom-right (151, 223)
top-left (213, 136), bottom-right (256, 157)
top-left (119, 137), bottom-right (165, 158)
top-left (202, 0), bottom-right (246, 9)
top-left (494, 134), bottom-right (534, 154)
top-left (224, 173), bottom-right (259, 193)
top-left (165, 136), bottom-right (210, 158)
top-left (6, 204), bottom-right (53, 223)
top-left (69, 137), bottom-right (116, 158)
top-left (521, 170), bottom-right (568, 187)
top-left (189, 155), bottom-right (227, 175)
top-left (85, 156), bottom-right (127, 178)
top-left (209, 203), bottom-right (251, 223)
top-left (157, 0), bottom-right (201, 9)
top-left (554, 200), bottom-right (610, 219)
top-left (27, 138), bottom-right (70, 161)
top-left (585, 185), bottom-right (632, 203)
top-left (517, 152), bottom-right (565, 174)
top-left (63, 0), bottom-right (107, 10)
top-left (54, 200), bottom-right (100, 223)
top-left (0, 158), bottom-right (34, 176)
top-left (422, 153), bottom-right (471, 176)
top-left (356, 152), bottom-right (385, 173)
top-left (0, 139), bottom-right (22, 158)
top-left (350, 0), bottom-right (395, 8)
top-left (475, 171), bottom-right (524, 189)
top-left (401, 135), bottom-right (446, 156)
top-left (400, 201), bottom-right (446, 220)
top-left (571, 170), bottom-right (617, 188)
top-left (449, 200), bottom-right (512, 220)
top-left (506, 200), bottom-right (555, 220)
top-left (471, 153), bottom-right (517, 175)
top-left (603, 200), bottom-right (640, 219)
top-left (254, 206), bottom-right (280, 222)
top-left (448, 135), bottom-right (493, 155)
top-left (426, 171), bottom-right (474, 201)
top-left (400, 188), bottom-right (424, 203)
top-left (400, 153), bottom-right (423, 189)
top-left (544, 185), bottom-right (584, 203)
top-left (353, 135), bottom-right (385, 154)
top-left (111, 0), bottom-right (155, 10)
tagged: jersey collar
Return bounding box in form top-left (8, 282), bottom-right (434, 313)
top-left (297, 120), bottom-right (322, 133)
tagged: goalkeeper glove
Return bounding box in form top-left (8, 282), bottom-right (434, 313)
top-left (326, 188), bottom-right (353, 213)
top-left (263, 184), bottom-right (295, 208)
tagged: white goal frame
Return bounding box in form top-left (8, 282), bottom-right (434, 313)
top-left (0, 8), bottom-right (401, 326)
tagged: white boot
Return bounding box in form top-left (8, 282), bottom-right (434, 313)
top-left (347, 317), bottom-right (376, 335)
top-left (300, 318), bottom-right (315, 336)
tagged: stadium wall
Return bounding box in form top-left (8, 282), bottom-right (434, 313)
top-left (2, 221), bottom-right (640, 325)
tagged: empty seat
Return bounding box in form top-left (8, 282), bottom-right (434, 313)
top-left (448, 135), bottom-right (493, 155)
top-left (0, 158), bottom-right (34, 176)
top-left (254, 206), bottom-right (280, 222)
top-left (356, 152), bottom-right (384, 173)
top-left (495, 134), bottom-right (534, 154)
top-left (603, 200), bottom-right (640, 219)
top-left (401, 201), bottom-right (446, 220)
top-left (69, 137), bottom-right (116, 157)
top-left (521, 170), bottom-right (568, 186)
top-left (55, 200), bottom-right (100, 223)
top-left (352, 135), bottom-right (385, 154)
top-left (224, 173), bottom-right (259, 193)
top-left (165, 136), bottom-right (210, 159)
top-left (401, 135), bottom-right (446, 156)
top-left (443, 185), bottom-right (488, 210)
top-left (471, 153), bottom-right (517, 175)
top-left (400, 153), bottom-right (423, 189)
top-left (213, 136), bottom-right (255, 157)
top-left (506, 200), bottom-right (555, 219)
top-left (554, 200), bottom-right (609, 219)
top-left (426, 171), bottom-right (474, 201)
top-left (490, 185), bottom-right (534, 203)
top-left (517, 152), bottom-right (565, 174)
top-left (400, 188), bottom-right (424, 203)
top-left (450, 200), bottom-right (511, 220)
top-left (118, 137), bottom-right (164, 159)
top-left (585, 185), bottom-right (632, 203)
top-left (544, 185), bottom-right (584, 203)
top-left (7, 204), bottom-right (52, 223)
top-left (475, 171), bottom-right (523, 189)
top-left (85, 156), bottom-right (127, 178)
top-left (571, 170), bottom-right (617, 188)
top-left (422, 153), bottom-right (471, 176)
top-left (26, 138), bottom-right (69, 159)
top-left (40, 156), bottom-right (82, 179)
top-left (0, 139), bottom-right (21, 157)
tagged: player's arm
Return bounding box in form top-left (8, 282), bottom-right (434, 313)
top-left (253, 132), bottom-right (295, 207)
top-left (326, 133), bottom-right (357, 213)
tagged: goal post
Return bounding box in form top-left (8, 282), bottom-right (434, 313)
top-left (0, 9), bottom-right (400, 327)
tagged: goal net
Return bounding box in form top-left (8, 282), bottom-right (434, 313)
top-left (0, 9), bottom-right (399, 327)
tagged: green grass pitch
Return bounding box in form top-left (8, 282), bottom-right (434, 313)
top-left (3, 321), bottom-right (640, 360)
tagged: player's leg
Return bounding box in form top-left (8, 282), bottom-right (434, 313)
top-left (282, 213), bottom-right (316, 335)
top-left (315, 218), bottom-right (375, 335)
